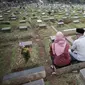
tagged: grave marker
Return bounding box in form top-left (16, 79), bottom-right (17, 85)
top-left (19, 41), bottom-right (32, 47)
top-left (1, 27), bottom-right (11, 32)
top-left (19, 26), bottom-right (28, 30)
top-left (20, 20), bottom-right (26, 23)
top-left (38, 24), bottom-right (47, 28)
top-left (73, 20), bottom-right (80, 23)
top-left (62, 28), bottom-right (76, 35)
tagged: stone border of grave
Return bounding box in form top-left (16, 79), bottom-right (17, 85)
top-left (2, 66), bottom-right (46, 85)
top-left (19, 26), bottom-right (28, 30)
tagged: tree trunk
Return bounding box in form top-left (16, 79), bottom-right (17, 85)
top-left (45, 62), bottom-right (85, 76)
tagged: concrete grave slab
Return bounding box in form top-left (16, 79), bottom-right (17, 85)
top-left (43, 18), bottom-right (50, 22)
top-left (50, 36), bottom-right (55, 41)
top-left (38, 24), bottom-right (47, 28)
top-left (73, 20), bottom-right (80, 23)
top-left (19, 26), bottom-right (28, 30)
top-left (0, 18), bottom-right (4, 21)
top-left (42, 12), bottom-right (45, 15)
top-left (1, 21), bottom-right (10, 25)
top-left (62, 17), bottom-right (67, 19)
top-left (3, 66), bottom-right (46, 85)
top-left (4, 13), bottom-right (9, 15)
top-left (62, 28), bottom-right (76, 35)
top-left (1, 27), bottom-right (11, 32)
top-left (80, 68), bottom-right (85, 84)
top-left (37, 19), bottom-right (42, 23)
top-left (73, 16), bottom-right (79, 19)
top-left (23, 79), bottom-right (45, 85)
top-left (57, 21), bottom-right (64, 27)
top-left (19, 41), bottom-right (32, 47)
top-left (0, 15), bottom-right (3, 18)
top-left (20, 20), bottom-right (26, 23)
top-left (49, 17), bottom-right (55, 22)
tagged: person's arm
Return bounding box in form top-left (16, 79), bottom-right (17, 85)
top-left (71, 41), bottom-right (77, 52)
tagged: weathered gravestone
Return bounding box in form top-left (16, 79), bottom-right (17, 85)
top-left (73, 16), bottom-right (79, 19)
top-left (19, 41), bottom-right (32, 47)
top-left (50, 36), bottom-right (55, 42)
top-left (19, 26), bottom-right (28, 30)
top-left (37, 19), bottom-right (42, 23)
top-left (1, 27), bottom-right (11, 32)
top-left (1, 21), bottom-right (10, 25)
top-left (73, 20), bottom-right (80, 23)
top-left (0, 15), bottom-right (3, 18)
top-left (57, 21), bottom-right (64, 27)
top-left (0, 18), bottom-right (4, 21)
top-left (23, 79), bottom-right (45, 85)
top-left (3, 66), bottom-right (46, 85)
top-left (62, 28), bottom-right (76, 35)
top-left (20, 20), bottom-right (26, 23)
top-left (38, 24), bottom-right (47, 28)
top-left (9, 15), bottom-right (17, 20)
top-left (4, 13), bottom-right (9, 15)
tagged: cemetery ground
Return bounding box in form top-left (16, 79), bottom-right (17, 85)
top-left (1, 6), bottom-right (85, 85)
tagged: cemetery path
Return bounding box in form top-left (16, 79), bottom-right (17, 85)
top-left (33, 29), bottom-right (49, 66)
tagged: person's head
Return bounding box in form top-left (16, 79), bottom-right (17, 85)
top-left (55, 31), bottom-right (65, 42)
top-left (76, 28), bottom-right (85, 38)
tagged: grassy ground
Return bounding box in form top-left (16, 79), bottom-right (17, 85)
top-left (0, 6), bottom-right (85, 85)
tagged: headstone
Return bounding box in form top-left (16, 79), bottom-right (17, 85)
top-left (80, 69), bottom-right (85, 84)
top-left (20, 20), bottom-right (26, 23)
top-left (23, 79), bottom-right (45, 85)
top-left (57, 21), bottom-right (64, 26)
top-left (10, 15), bottom-right (17, 20)
top-left (19, 26), bottom-right (28, 30)
top-left (50, 36), bottom-right (55, 42)
top-left (19, 41), bottom-right (32, 47)
top-left (65, 13), bottom-right (69, 16)
top-left (0, 18), bottom-right (4, 21)
top-left (73, 20), bottom-right (80, 23)
top-left (62, 17), bottom-right (67, 19)
top-left (38, 24), bottom-right (47, 28)
top-left (62, 28), bottom-right (76, 35)
top-left (43, 18), bottom-right (49, 22)
top-left (49, 17), bottom-right (55, 22)
top-left (42, 12), bottom-right (45, 15)
top-left (73, 16), bottom-right (79, 19)
top-left (4, 13), bottom-right (9, 15)
top-left (37, 20), bottom-right (42, 23)
top-left (1, 27), bottom-right (11, 32)
top-left (7, 10), bottom-right (11, 13)
top-left (0, 15), bottom-right (3, 18)
top-left (1, 21), bottom-right (10, 25)
top-left (3, 66), bottom-right (46, 85)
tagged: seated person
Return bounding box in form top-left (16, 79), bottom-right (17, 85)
top-left (69, 28), bottom-right (85, 62)
top-left (50, 32), bottom-right (71, 73)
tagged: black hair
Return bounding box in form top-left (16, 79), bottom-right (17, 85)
top-left (76, 28), bottom-right (85, 34)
